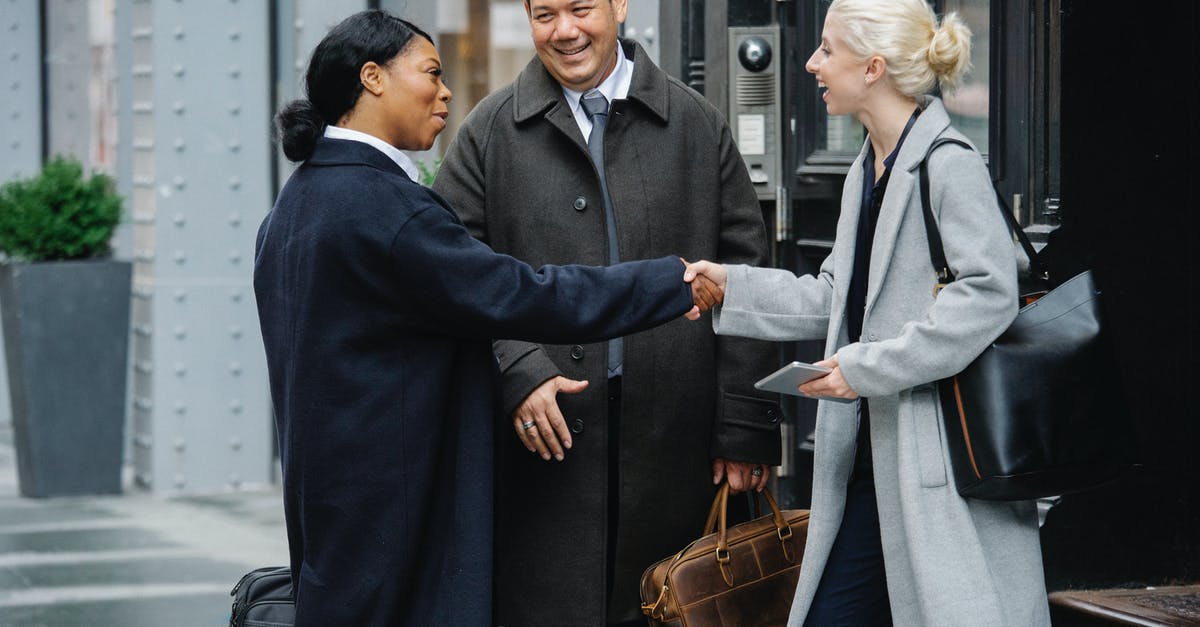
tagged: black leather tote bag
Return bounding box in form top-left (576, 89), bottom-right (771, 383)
top-left (919, 138), bottom-right (1130, 501)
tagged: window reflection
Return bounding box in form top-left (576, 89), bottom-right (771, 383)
top-left (941, 0), bottom-right (990, 155)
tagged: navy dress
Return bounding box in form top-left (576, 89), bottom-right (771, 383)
top-left (253, 137), bottom-right (693, 626)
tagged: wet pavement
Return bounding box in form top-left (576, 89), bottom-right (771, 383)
top-left (0, 426), bottom-right (288, 626)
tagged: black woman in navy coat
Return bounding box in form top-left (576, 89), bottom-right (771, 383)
top-left (253, 12), bottom-right (710, 626)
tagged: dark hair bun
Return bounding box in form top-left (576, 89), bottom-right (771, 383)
top-left (276, 99), bottom-right (325, 162)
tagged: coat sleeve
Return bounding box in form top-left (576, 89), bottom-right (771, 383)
top-left (707, 119), bottom-right (784, 466)
top-left (433, 107), bottom-right (563, 415)
top-left (836, 146), bottom-right (1018, 397)
top-left (389, 200), bottom-right (695, 350)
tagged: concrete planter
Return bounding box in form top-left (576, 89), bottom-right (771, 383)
top-left (0, 260), bottom-right (131, 497)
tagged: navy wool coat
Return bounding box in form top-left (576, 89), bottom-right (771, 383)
top-left (253, 137), bottom-right (693, 626)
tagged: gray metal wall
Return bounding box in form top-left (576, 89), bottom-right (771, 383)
top-left (1, 1), bottom-right (42, 184)
top-left (120, 0), bottom-right (275, 492)
top-left (0, 1), bottom-right (43, 429)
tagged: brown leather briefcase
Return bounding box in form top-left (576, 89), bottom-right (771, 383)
top-left (640, 483), bottom-right (809, 626)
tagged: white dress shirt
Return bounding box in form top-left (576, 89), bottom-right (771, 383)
top-left (561, 48), bottom-right (635, 141)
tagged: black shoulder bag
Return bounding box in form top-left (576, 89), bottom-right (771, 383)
top-left (920, 138), bottom-right (1131, 501)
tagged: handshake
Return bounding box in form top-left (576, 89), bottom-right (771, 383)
top-left (681, 259), bottom-right (728, 321)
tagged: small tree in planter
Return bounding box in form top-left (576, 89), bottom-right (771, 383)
top-left (0, 157), bottom-right (131, 497)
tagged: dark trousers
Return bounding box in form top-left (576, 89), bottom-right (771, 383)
top-left (805, 401), bottom-right (892, 627)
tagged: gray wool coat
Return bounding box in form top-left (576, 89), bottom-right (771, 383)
top-left (433, 41), bottom-right (782, 625)
top-left (713, 98), bottom-right (1051, 626)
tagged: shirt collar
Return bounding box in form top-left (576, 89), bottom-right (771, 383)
top-left (322, 125), bottom-right (421, 183)
top-left (561, 47), bottom-right (634, 118)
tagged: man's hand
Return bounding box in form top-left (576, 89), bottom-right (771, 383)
top-left (713, 457), bottom-right (771, 493)
top-left (798, 355), bottom-right (859, 401)
top-left (683, 260), bottom-right (728, 320)
top-left (513, 376), bottom-right (587, 461)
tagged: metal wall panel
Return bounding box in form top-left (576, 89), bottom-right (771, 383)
top-left (0, 0), bottom-right (41, 183)
top-left (124, 0), bottom-right (273, 492)
top-left (0, 1), bottom-right (43, 429)
top-left (45, 0), bottom-right (91, 166)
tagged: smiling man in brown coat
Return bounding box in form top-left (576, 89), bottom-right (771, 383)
top-left (432, 0), bottom-right (781, 625)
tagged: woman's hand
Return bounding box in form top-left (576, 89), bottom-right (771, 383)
top-left (798, 355), bottom-right (859, 400)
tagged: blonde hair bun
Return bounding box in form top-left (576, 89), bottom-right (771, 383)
top-left (826, 0), bottom-right (974, 97)
top-left (927, 12), bottom-right (972, 91)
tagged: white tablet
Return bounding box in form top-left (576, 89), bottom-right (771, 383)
top-left (754, 361), bottom-right (856, 403)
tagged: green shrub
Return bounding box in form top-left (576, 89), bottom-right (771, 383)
top-left (0, 156), bottom-right (123, 262)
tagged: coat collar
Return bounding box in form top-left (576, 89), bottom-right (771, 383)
top-left (512, 39), bottom-right (670, 125)
top-left (307, 136), bottom-right (410, 179)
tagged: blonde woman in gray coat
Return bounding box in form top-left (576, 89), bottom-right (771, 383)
top-left (684, 0), bottom-right (1050, 624)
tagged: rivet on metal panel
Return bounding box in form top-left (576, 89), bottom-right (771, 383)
top-left (10, 140), bottom-right (18, 150)
top-left (173, 250), bottom-right (186, 265)
top-left (228, 139), bottom-right (241, 152)
top-left (172, 101), bottom-right (185, 115)
top-left (229, 102), bottom-right (240, 115)
top-left (228, 212), bottom-right (241, 227)
top-left (134, 434), bottom-right (153, 449)
top-left (173, 175), bottom-right (185, 190)
top-left (173, 213), bottom-right (186, 227)
top-left (137, 473), bottom-right (154, 488)
top-left (229, 474), bottom-right (242, 489)
top-left (173, 326), bottom-right (186, 340)
top-left (173, 26), bottom-right (184, 40)
top-left (134, 397), bottom-right (153, 411)
top-left (173, 437), bottom-right (186, 452)
top-left (174, 288), bottom-right (187, 303)
top-left (229, 65), bottom-right (241, 79)
top-left (9, 22), bottom-right (18, 32)
top-left (134, 325), bottom-right (153, 338)
top-left (173, 138), bottom-right (185, 152)
top-left (229, 176), bottom-right (241, 190)
top-left (294, 59), bottom-right (304, 71)
top-left (230, 436), bottom-right (242, 451)
top-left (230, 289), bottom-right (243, 303)
top-left (174, 362), bottom-right (187, 376)
top-left (294, 19), bottom-right (304, 30)
top-left (229, 400), bottom-right (243, 414)
top-left (9, 52), bottom-right (18, 62)
top-left (229, 325), bottom-right (243, 340)
top-left (229, 251), bottom-right (241, 264)
top-left (134, 359), bottom-right (153, 373)
top-left (10, 110), bottom-right (18, 120)
top-left (229, 28), bottom-right (240, 41)
top-left (174, 474), bottom-right (186, 489)
top-left (10, 81), bottom-right (19, 91)
top-left (172, 64), bottom-right (185, 77)
top-left (229, 361), bottom-right (242, 376)
top-left (174, 401), bottom-right (187, 415)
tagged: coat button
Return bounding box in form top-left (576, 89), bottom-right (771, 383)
top-left (766, 409), bottom-right (782, 424)
top-left (570, 418), bottom-right (584, 434)
top-left (573, 197), bottom-right (587, 211)
top-left (569, 345), bottom-right (585, 360)
top-left (868, 333), bottom-right (878, 341)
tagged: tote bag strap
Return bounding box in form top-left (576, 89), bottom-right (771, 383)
top-left (918, 137), bottom-right (1047, 285)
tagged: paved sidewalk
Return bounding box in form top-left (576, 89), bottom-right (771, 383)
top-left (0, 425), bottom-right (289, 626)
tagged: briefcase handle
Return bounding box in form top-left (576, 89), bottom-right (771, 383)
top-left (702, 483), bottom-right (796, 586)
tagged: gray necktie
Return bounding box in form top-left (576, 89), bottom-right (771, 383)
top-left (581, 89), bottom-right (622, 378)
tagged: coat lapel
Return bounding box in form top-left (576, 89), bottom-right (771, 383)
top-left (862, 97), bottom-right (952, 319)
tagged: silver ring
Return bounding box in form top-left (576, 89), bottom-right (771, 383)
top-left (751, 466), bottom-right (764, 477)
top-left (521, 420), bottom-right (536, 431)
